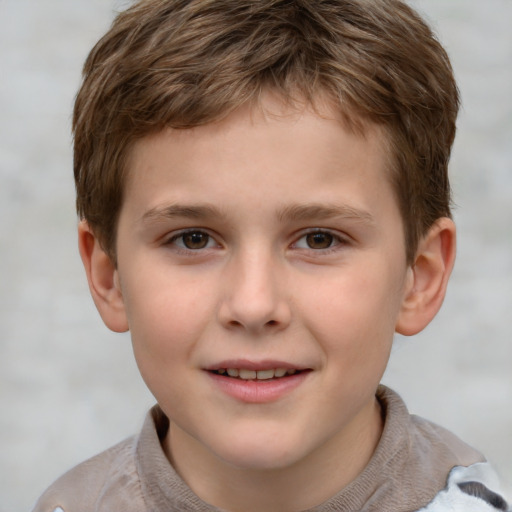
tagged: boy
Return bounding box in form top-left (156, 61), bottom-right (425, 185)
top-left (33, 0), bottom-right (509, 511)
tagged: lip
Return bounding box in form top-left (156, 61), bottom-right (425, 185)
top-left (204, 359), bottom-right (308, 372)
top-left (204, 359), bottom-right (312, 404)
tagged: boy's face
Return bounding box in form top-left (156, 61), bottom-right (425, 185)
top-left (113, 96), bottom-right (412, 473)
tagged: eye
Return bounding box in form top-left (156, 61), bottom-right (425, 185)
top-left (305, 232), bottom-right (334, 249)
top-left (294, 230), bottom-right (345, 250)
top-left (168, 230), bottom-right (217, 250)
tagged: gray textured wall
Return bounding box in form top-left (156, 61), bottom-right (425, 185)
top-left (0, 1), bottom-right (510, 510)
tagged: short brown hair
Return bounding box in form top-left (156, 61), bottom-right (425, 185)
top-left (73, 0), bottom-right (459, 264)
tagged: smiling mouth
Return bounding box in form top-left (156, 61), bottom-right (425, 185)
top-left (210, 368), bottom-right (305, 380)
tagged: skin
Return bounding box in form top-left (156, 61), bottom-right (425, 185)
top-left (79, 95), bottom-right (456, 511)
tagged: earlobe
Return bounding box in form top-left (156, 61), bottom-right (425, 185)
top-left (78, 220), bottom-right (129, 333)
top-left (395, 217), bottom-right (456, 336)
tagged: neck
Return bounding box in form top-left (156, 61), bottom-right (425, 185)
top-left (165, 398), bottom-right (383, 512)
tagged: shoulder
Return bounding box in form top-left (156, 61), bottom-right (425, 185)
top-left (377, 386), bottom-right (485, 471)
top-left (409, 412), bottom-right (485, 468)
top-left (377, 387), bottom-right (510, 511)
top-left (31, 435), bottom-right (146, 512)
top-left (366, 386), bottom-right (490, 510)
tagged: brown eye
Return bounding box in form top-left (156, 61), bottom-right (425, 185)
top-left (182, 231), bottom-right (210, 250)
top-left (305, 232), bottom-right (334, 249)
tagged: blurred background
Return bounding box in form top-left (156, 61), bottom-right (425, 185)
top-left (0, 0), bottom-right (510, 510)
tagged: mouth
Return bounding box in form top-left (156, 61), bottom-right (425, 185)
top-left (209, 368), bottom-right (304, 381)
top-left (205, 362), bottom-right (311, 402)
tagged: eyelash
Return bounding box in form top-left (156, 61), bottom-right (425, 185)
top-left (164, 228), bottom-right (348, 255)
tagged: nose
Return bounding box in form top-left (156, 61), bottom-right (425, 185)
top-left (217, 249), bottom-right (291, 334)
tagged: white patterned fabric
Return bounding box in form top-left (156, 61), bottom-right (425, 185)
top-left (419, 463), bottom-right (510, 512)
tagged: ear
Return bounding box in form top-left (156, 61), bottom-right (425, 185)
top-left (395, 217), bottom-right (456, 336)
top-left (78, 220), bottom-right (129, 333)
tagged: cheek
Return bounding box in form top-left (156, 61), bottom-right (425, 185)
top-left (301, 266), bottom-right (403, 358)
top-left (121, 273), bottom-right (214, 366)
top-left (125, 286), bottom-right (209, 407)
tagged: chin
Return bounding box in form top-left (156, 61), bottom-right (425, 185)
top-left (211, 432), bottom-right (305, 471)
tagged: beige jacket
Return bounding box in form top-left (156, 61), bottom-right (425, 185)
top-left (33, 387), bottom-right (496, 512)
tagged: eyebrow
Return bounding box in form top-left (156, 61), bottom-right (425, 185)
top-left (140, 202), bottom-right (375, 225)
top-left (140, 203), bottom-right (227, 224)
top-left (277, 203), bottom-right (375, 225)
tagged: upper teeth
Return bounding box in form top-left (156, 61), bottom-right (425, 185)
top-left (218, 368), bottom-right (296, 380)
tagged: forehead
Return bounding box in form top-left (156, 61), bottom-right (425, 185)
top-left (124, 93), bottom-right (393, 192)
